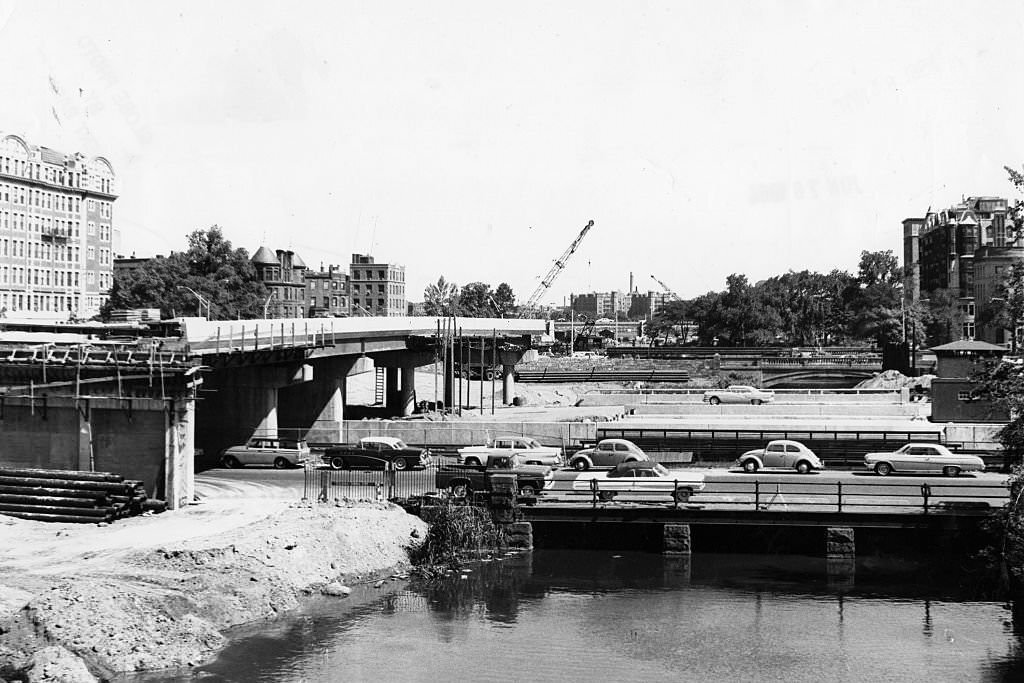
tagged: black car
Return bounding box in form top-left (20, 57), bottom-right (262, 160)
top-left (322, 436), bottom-right (432, 470)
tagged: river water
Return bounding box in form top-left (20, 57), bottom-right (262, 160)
top-left (138, 550), bottom-right (1024, 682)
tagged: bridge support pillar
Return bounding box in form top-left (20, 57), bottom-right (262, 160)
top-left (164, 398), bottom-right (195, 510)
top-left (663, 524), bottom-right (692, 555)
top-left (399, 366), bottom-right (416, 417)
top-left (506, 522), bottom-right (533, 549)
top-left (502, 365), bottom-right (516, 405)
top-left (826, 526), bottom-right (856, 580)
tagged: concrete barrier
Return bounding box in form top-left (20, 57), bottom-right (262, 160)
top-left (334, 421), bottom-right (598, 448)
top-left (626, 403), bottom-right (930, 418)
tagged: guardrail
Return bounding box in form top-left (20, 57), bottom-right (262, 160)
top-left (516, 369), bottom-right (690, 383)
top-left (303, 463), bottom-right (438, 502)
top-left (549, 477), bottom-right (1007, 514)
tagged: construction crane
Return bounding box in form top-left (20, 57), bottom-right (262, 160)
top-left (522, 220), bottom-right (594, 313)
top-left (650, 274), bottom-right (682, 301)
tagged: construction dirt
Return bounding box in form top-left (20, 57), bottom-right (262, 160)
top-left (0, 498), bottom-right (426, 681)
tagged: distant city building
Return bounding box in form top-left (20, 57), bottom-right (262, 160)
top-left (305, 264), bottom-right (350, 317)
top-left (0, 133), bottom-right (115, 318)
top-left (252, 246), bottom-right (306, 318)
top-left (349, 253), bottom-right (405, 316)
top-left (904, 196), bottom-right (1013, 342)
top-left (570, 290), bottom-right (672, 320)
top-left (113, 254), bottom-right (160, 278)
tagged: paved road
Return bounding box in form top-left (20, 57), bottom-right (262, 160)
top-left (197, 466), bottom-right (1009, 513)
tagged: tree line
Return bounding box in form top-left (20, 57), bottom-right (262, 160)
top-left (648, 250), bottom-right (965, 348)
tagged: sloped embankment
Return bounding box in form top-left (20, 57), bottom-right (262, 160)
top-left (0, 502), bottom-right (426, 681)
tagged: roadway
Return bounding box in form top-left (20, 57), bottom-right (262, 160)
top-left (196, 466), bottom-right (1009, 514)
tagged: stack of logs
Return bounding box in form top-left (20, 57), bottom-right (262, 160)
top-left (0, 468), bottom-right (166, 523)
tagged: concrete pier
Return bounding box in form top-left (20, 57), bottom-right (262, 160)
top-left (663, 523), bottom-right (692, 555)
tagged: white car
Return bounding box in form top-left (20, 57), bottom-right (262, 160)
top-left (458, 437), bottom-right (563, 467)
top-left (220, 438), bottom-right (312, 469)
top-left (864, 443), bottom-right (986, 477)
top-left (703, 385), bottom-right (775, 405)
top-left (736, 440), bottom-right (824, 474)
top-left (554, 461), bottom-right (705, 503)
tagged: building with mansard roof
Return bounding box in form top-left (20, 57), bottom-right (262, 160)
top-left (0, 132), bottom-right (115, 319)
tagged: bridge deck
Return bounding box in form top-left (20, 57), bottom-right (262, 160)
top-left (523, 504), bottom-right (985, 529)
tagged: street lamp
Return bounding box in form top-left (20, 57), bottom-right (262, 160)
top-left (178, 286), bottom-right (212, 319)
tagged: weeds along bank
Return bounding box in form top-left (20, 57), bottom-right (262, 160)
top-left (0, 501), bottom-right (426, 681)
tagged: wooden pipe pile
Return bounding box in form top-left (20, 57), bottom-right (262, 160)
top-left (0, 468), bottom-right (166, 523)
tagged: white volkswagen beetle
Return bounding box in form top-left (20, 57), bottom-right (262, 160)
top-left (736, 440), bottom-right (824, 474)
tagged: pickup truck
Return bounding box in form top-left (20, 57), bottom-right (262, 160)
top-left (457, 436), bottom-right (563, 467)
top-left (435, 454), bottom-right (551, 498)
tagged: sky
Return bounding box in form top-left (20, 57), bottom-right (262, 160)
top-left (1, 0), bottom-right (1023, 307)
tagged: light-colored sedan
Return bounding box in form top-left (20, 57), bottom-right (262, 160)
top-left (458, 436), bottom-right (563, 467)
top-left (220, 438), bottom-right (312, 469)
top-left (703, 385), bottom-right (775, 405)
top-left (553, 461), bottom-right (706, 503)
top-left (736, 440), bottom-right (824, 474)
top-left (864, 443), bottom-right (986, 477)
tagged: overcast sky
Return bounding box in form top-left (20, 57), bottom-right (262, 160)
top-left (1, 0), bottom-right (1023, 306)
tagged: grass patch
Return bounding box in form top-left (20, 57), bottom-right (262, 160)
top-left (409, 501), bottom-right (507, 571)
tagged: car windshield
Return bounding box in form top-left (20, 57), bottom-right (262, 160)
top-left (392, 440), bottom-right (408, 449)
top-left (652, 464), bottom-right (670, 477)
top-left (525, 438), bottom-right (541, 448)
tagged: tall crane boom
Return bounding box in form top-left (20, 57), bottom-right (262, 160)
top-left (523, 220), bottom-right (594, 312)
top-left (650, 274), bottom-right (681, 301)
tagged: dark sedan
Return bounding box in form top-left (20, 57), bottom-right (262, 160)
top-left (322, 436), bottom-right (432, 471)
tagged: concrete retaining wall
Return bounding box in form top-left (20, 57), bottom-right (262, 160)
top-left (626, 403), bottom-right (930, 418)
top-left (332, 420), bottom-right (598, 448)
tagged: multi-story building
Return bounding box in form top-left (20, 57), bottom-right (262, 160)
top-left (306, 264), bottom-right (350, 317)
top-left (251, 246), bottom-right (306, 318)
top-left (349, 253), bottom-right (405, 316)
top-left (905, 196), bottom-right (1012, 341)
top-left (0, 133), bottom-right (115, 318)
top-left (571, 291), bottom-right (630, 318)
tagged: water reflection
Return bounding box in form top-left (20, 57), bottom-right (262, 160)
top-left (135, 551), bottom-right (1024, 683)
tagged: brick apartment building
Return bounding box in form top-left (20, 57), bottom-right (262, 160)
top-left (251, 246), bottom-right (307, 318)
top-left (903, 196), bottom-right (1018, 344)
top-left (0, 133), bottom-right (115, 318)
top-left (349, 253), bottom-right (405, 316)
top-left (306, 264), bottom-right (350, 317)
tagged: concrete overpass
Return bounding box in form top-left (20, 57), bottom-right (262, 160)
top-left (0, 316), bottom-right (547, 509)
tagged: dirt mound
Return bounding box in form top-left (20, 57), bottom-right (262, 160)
top-left (855, 370), bottom-right (935, 390)
top-left (0, 502), bottom-right (426, 679)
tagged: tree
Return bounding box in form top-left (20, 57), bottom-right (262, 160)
top-left (423, 276), bottom-right (459, 316)
top-left (848, 250), bottom-right (904, 345)
top-left (457, 282), bottom-right (495, 317)
top-left (102, 226), bottom-right (267, 320)
top-left (492, 283), bottom-right (516, 317)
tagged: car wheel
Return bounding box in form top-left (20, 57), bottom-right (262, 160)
top-left (742, 459), bottom-right (759, 473)
top-left (329, 456), bottom-right (347, 470)
top-left (572, 459), bottom-right (589, 471)
top-left (465, 457), bottom-right (481, 467)
top-left (795, 461), bottom-right (811, 474)
top-left (943, 466), bottom-right (961, 477)
top-left (751, 399), bottom-right (762, 405)
top-left (451, 482), bottom-right (470, 498)
top-left (393, 458), bottom-right (409, 471)
top-left (519, 484), bottom-right (537, 497)
top-left (709, 396), bottom-right (721, 405)
top-left (598, 491), bottom-right (616, 502)
top-left (485, 369), bottom-right (497, 381)
top-left (874, 462), bottom-right (893, 476)
top-left (273, 457), bottom-right (290, 469)
top-left (221, 455), bottom-right (241, 469)
top-left (673, 488), bottom-right (692, 503)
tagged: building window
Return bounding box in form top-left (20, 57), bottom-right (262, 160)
top-left (963, 321), bottom-right (975, 340)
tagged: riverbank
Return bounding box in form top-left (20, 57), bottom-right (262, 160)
top-left (0, 499), bottom-right (426, 681)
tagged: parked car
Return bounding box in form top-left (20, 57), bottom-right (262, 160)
top-left (736, 440), bottom-right (824, 474)
top-left (864, 443), bottom-right (985, 477)
top-left (221, 438), bottom-right (312, 469)
top-left (458, 436), bottom-right (563, 467)
top-left (560, 461), bottom-right (706, 503)
top-left (452, 363), bottom-right (503, 380)
top-left (568, 439), bottom-right (650, 471)
top-left (703, 385), bottom-right (775, 405)
top-left (322, 436), bottom-right (432, 471)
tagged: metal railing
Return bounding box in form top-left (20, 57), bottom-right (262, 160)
top-left (546, 476), bottom-right (1008, 515)
top-left (303, 462), bottom-right (442, 502)
top-left (516, 369), bottom-right (690, 383)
